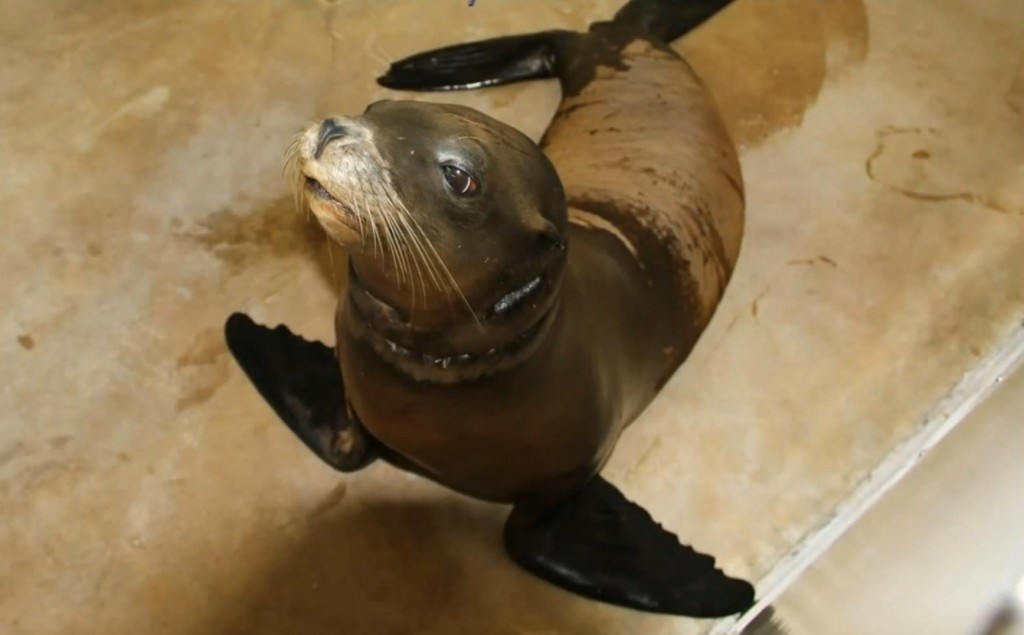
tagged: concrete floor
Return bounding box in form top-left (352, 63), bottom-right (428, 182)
top-left (762, 362), bottom-right (1024, 635)
top-left (1, 1), bottom-right (1023, 634)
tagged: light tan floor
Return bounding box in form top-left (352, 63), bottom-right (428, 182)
top-left (1, 1), bottom-right (1022, 634)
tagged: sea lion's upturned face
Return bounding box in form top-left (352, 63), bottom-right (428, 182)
top-left (291, 100), bottom-right (567, 321)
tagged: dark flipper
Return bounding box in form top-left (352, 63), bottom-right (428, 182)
top-left (376, 0), bottom-right (736, 92)
top-left (223, 312), bottom-right (376, 472)
top-left (504, 475), bottom-right (755, 617)
top-left (613, 0), bottom-right (737, 43)
top-left (377, 31), bottom-right (563, 92)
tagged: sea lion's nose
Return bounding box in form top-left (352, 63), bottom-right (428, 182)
top-left (314, 119), bottom-right (347, 159)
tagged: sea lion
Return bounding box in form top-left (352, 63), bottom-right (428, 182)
top-left (224, 0), bottom-right (753, 618)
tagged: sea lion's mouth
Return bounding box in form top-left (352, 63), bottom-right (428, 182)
top-left (302, 174), bottom-right (364, 244)
top-left (304, 175), bottom-right (358, 221)
top-left (305, 176), bottom-right (340, 206)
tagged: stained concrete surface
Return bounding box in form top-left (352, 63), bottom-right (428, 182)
top-left (1, 1), bottom-right (1022, 634)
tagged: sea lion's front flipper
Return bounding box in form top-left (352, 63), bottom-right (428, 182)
top-left (224, 312), bottom-right (376, 472)
top-left (504, 475), bottom-right (755, 617)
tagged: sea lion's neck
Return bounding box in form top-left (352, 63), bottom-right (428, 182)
top-left (344, 257), bottom-right (564, 384)
top-left (345, 253), bottom-right (460, 328)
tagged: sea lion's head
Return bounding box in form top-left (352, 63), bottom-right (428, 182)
top-left (290, 100), bottom-right (567, 326)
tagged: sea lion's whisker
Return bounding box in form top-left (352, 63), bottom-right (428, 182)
top-left (403, 220), bottom-right (442, 305)
top-left (392, 206), bottom-right (434, 308)
top-left (326, 239), bottom-right (340, 295)
top-left (376, 184), bottom-right (410, 285)
top-left (285, 158), bottom-right (311, 225)
top-left (389, 213), bottom-right (422, 313)
top-left (357, 166), bottom-right (386, 260)
top-left (379, 184), bottom-right (416, 288)
top-left (364, 178), bottom-right (402, 279)
top-left (380, 209), bottom-right (404, 284)
top-left (404, 210), bottom-right (480, 326)
top-left (354, 201), bottom-right (366, 244)
top-left (281, 138), bottom-right (301, 178)
top-left (339, 183), bottom-right (366, 244)
top-left (371, 191), bottom-right (399, 280)
top-left (394, 220), bottom-right (414, 289)
top-left (353, 182), bottom-right (383, 258)
top-left (370, 176), bottom-right (468, 315)
top-left (393, 204), bottom-right (445, 301)
top-left (367, 205), bottom-right (383, 259)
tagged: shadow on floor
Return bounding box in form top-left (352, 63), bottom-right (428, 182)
top-left (184, 194), bottom-right (351, 297)
top-left (205, 492), bottom-right (639, 635)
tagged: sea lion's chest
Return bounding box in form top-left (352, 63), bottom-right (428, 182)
top-left (335, 229), bottom-right (674, 502)
top-left (336, 312), bottom-right (613, 502)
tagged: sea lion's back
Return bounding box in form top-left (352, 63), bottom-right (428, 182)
top-left (542, 35), bottom-right (745, 329)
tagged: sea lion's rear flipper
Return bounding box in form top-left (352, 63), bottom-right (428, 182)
top-left (504, 475), bottom-right (755, 617)
top-left (376, 0), bottom-right (735, 91)
top-left (223, 312), bottom-right (376, 472)
top-left (377, 31), bottom-right (564, 92)
top-left (611, 0), bottom-right (737, 43)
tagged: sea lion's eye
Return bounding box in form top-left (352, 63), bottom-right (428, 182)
top-left (441, 164), bottom-right (478, 196)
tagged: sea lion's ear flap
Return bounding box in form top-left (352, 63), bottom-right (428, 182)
top-left (537, 219), bottom-right (566, 251)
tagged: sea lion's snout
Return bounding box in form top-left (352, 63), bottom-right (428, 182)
top-left (297, 116), bottom-right (369, 163)
top-left (289, 116), bottom-right (380, 247)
